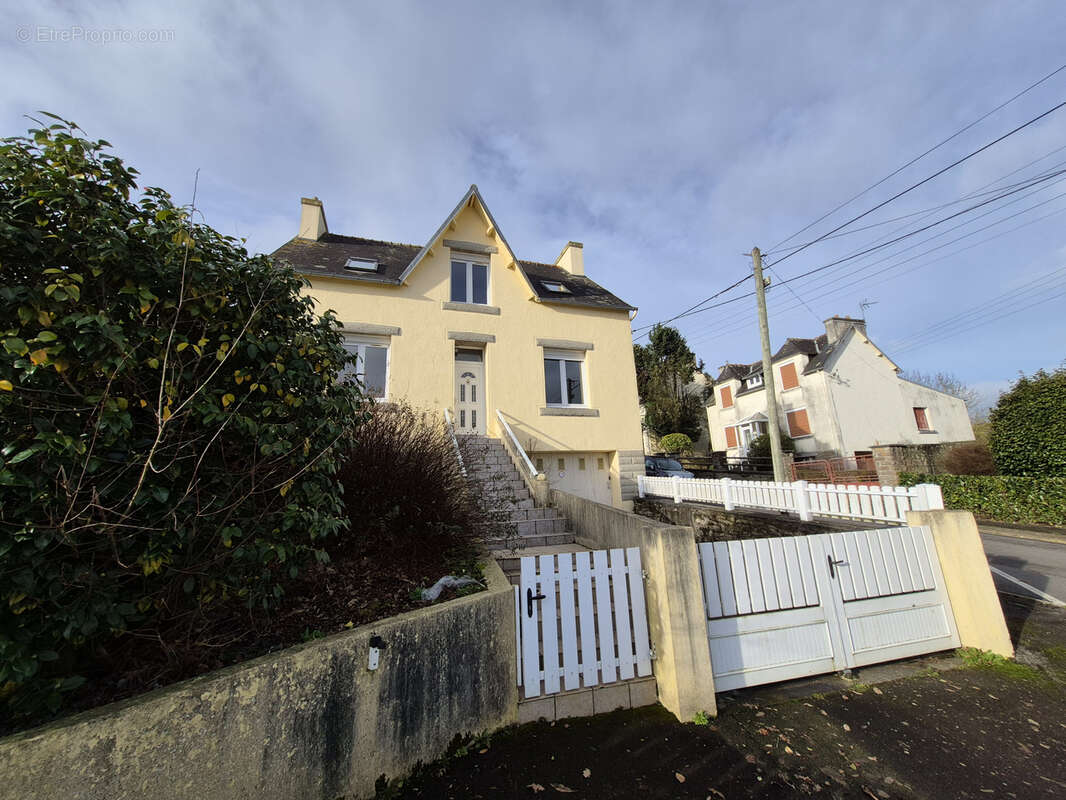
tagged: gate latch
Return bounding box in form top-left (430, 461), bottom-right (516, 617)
top-left (526, 588), bottom-right (546, 618)
top-left (827, 556), bottom-right (848, 579)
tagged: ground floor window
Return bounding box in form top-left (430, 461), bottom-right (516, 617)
top-left (341, 334), bottom-right (389, 399)
top-left (543, 349), bottom-right (586, 406)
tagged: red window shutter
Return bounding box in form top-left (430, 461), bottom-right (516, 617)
top-left (914, 407), bottom-right (929, 430)
top-left (724, 426), bottom-right (738, 448)
top-left (780, 362), bottom-right (799, 390)
top-left (786, 408), bottom-right (811, 437)
top-left (720, 386), bottom-right (733, 408)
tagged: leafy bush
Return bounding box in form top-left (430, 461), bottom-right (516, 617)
top-left (658, 433), bottom-right (693, 454)
top-left (336, 403), bottom-right (482, 553)
top-left (988, 367), bottom-right (1066, 476)
top-left (899, 473), bottom-right (1066, 526)
top-left (942, 441), bottom-right (996, 475)
top-left (0, 117), bottom-right (363, 718)
top-left (747, 432), bottom-right (796, 460)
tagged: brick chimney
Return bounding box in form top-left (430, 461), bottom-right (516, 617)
top-left (299, 197), bottom-right (328, 240)
top-left (824, 315), bottom-right (867, 344)
top-left (554, 241), bottom-right (584, 276)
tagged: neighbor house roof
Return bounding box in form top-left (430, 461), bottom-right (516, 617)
top-left (714, 333), bottom-right (836, 385)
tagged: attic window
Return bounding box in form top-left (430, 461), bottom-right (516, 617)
top-left (344, 258), bottom-right (378, 272)
top-left (541, 281), bottom-right (571, 294)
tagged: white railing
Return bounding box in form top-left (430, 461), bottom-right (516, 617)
top-left (637, 474), bottom-right (943, 525)
top-left (443, 408), bottom-right (466, 478)
top-left (495, 409), bottom-right (541, 482)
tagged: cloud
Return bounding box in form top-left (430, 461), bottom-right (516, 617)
top-left (2, 0), bottom-right (1065, 387)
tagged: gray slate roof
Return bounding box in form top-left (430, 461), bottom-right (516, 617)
top-left (714, 333), bottom-right (832, 385)
top-left (271, 235), bottom-right (634, 311)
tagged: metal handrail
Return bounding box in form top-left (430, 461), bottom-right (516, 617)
top-left (443, 408), bottom-right (467, 477)
top-left (495, 409), bottom-right (541, 479)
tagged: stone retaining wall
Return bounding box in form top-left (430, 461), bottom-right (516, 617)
top-left (633, 498), bottom-right (867, 541)
top-left (0, 561), bottom-right (517, 800)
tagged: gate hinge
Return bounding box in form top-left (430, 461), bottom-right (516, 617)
top-left (649, 645), bottom-right (657, 660)
top-left (642, 569), bottom-right (649, 581)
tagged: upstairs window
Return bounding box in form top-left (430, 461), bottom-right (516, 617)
top-left (747, 373), bottom-right (763, 389)
top-left (451, 257), bottom-right (489, 304)
top-left (780, 362), bottom-right (799, 390)
top-left (340, 334), bottom-right (389, 399)
top-left (720, 385), bottom-right (733, 408)
top-left (913, 407), bottom-right (931, 431)
top-left (544, 349), bottom-right (585, 407)
top-left (541, 281), bottom-right (571, 293)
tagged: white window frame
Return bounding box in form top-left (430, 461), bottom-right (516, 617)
top-left (341, 333), bottom-right (390, 400)
top-left (450, 254), bottom-right (491, 305)
top-left (543, 348), bottom-right (587, 408)
top-left (344, 257), bottom-right (378, 272)
top-left (747, 373), bottom-right (763, 388)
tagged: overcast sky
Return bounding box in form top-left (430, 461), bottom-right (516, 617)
top-left (4, 1), bottom-right (1065, 410)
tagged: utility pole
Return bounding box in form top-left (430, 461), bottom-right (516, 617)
top-left (752, 247), bottom-right (787, 482)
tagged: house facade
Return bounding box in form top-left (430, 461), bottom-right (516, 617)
top-left (707, 316), bottom-right (974, 461)
top-left (271, 187), bottom-right (645, 508)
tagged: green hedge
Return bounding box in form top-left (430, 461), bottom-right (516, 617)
top-left (899, 473), bottom-right (1066, 527)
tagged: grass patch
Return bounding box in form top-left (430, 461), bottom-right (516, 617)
top-left (847, 682), bottom-right (873, 694)
top-left (958, 648), bottom-right (1043, 681)
top-left (691, 710), bottom-right (712, 726)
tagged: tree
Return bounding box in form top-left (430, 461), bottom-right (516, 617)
top-left (988, 366), bottom-right (1066, 477)
top-left (634, 324), bottom-right (705, 441)
top-left (747, 432), bottom-right (796, 460)
top-left (0, 117), bottom-right (364, 716)
top-left (899, 370), bottom-right (982, 421)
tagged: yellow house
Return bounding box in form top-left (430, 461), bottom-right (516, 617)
top-left (271, 186), bottom-right (645, 509)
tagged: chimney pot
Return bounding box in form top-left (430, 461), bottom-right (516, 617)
top-left (824, 315), bottom-right (867, 344)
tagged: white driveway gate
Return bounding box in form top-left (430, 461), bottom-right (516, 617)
top-left (698, 526), bottom-right (960, 691)
top-left (516, 547), bottom-right (653, 698)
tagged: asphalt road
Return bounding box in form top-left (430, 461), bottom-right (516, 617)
top-left (980, 529), bottom-right (1066, 606)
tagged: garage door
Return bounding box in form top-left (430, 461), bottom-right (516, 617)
top-left (538, 452), bottom-right (613, 506)
top-left (698, 526), bottom-right (960, 691)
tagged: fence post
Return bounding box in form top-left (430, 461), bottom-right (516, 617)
top-left (793, 480), bottom-right (812, 521)
top-left (672, 475), bottom-right (682, 504)
top-left (637, 474), bottom-right (646, 499)
top-left (721, 477), bottom-right (734, 511)
top-left (914, 483), bottom-right (944, 510)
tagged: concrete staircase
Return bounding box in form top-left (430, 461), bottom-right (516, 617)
top-left (458, 436), bottom-right (579, 583)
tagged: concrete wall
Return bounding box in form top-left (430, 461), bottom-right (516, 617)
top-left (550, 489), bottom-right (717, 721)
top-left (0, 561), bottom-right (518, 800)
top-left (906, 509), bottom-right (1014, 658)
top-left (296, 195), bottom-right (644, 508)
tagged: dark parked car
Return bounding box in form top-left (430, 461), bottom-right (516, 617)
top-left (644, 456), bottom-right (694, 478)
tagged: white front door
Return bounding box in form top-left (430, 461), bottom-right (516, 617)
top-left (454, 349), bottom-right (485, 435)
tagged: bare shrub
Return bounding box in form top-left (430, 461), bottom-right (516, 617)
top-left (334, 402), bottom-right (483, 558)
top-left (943, 441), bottom-right (996, 476)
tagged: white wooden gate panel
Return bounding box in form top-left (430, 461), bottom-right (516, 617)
top-left (698, 527), bottom-right (960, 692)
top-left (517, 547), bottom-right (652, 699)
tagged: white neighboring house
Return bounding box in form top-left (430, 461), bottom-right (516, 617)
top-left (707, 316), bottom-right (974, 460)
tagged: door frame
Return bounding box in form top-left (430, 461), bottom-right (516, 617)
top-left (453, 346), bottom-right (486, 435)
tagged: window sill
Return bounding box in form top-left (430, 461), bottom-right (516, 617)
top-left (790, 433), bottom-right (814, 440)
top-left (917, 429), bottom-right (937, 434)
top-left (443, 301), bottom-right (500, 315)
top-left (540, 406), bottom-right (600, 417)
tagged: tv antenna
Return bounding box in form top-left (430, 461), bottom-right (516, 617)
top-left (859, 298), bottom-right (878, 320)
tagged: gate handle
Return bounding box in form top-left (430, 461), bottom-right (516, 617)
top-left (827, 556), bottom-right (848, 579)
top-left (526, 588), bottom-right (546, 617)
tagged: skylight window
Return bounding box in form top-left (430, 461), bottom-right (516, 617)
top-left (542, 281), bottom-right (571, 293)
top-left (344, 257), bottom-right (378, 272)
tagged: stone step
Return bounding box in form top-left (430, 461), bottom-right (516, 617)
top-left (478, 517), bottom-right (570, 537)
top-left (485, 530), bottom-right (577, 551)
top-left (517, 677), bottom-right (657, 723)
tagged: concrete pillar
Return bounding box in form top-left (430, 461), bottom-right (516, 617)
top-left (906, 509), bottom-right (1013, 658)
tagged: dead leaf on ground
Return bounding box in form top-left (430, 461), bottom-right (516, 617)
top-left (675, 772), bottom-right (686, 783)
top-left (528, 783), bottom-right (545, 793)
top-left (582, 768), bottom-right (591, 779)
top-left (551, 783), bottom-right (575, 793)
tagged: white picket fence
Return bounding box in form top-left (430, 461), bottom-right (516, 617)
top-left (638, 474), bottom-right (943, 524)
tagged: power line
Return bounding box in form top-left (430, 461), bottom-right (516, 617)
top-left (766, 99), bottom-right (1066, 268)
top-left (631, 273), bottom-right (752, 336)
top-left (766, 62), bottom-right (1066, 255)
